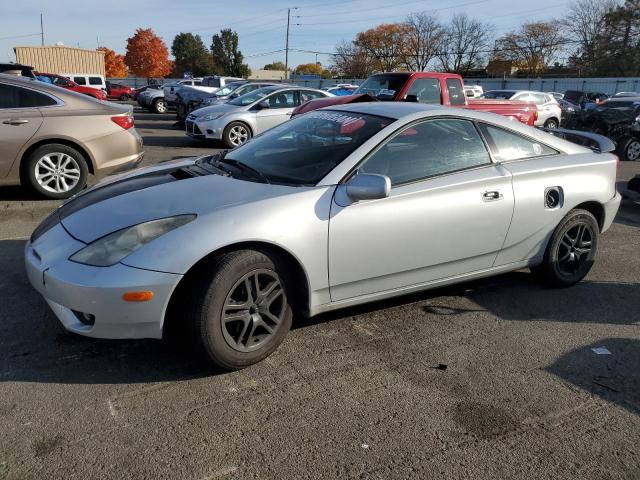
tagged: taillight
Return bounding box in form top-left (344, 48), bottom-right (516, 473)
top-left (111, 115), bottom-right (134, 130)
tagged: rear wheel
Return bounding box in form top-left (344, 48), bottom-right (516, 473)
top-left (23, 144), bottom-right (88, 199)
top-left (188, 250), bottom-right (293, 370)
top-left (152, 98), bottom-right (167, 114)
top-left (544, 118), bottom-right (559, 129)
top-left (223, 122), bottom-right (252, 148)
top-left (119, 93), bottom-right (129, 101)
top-left (531, 209), bottom-right (599, 287)
top-left (617, 137), bottom-right (640, 161)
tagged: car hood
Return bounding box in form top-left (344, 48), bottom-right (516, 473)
top-left (191, 102), bottom-right (244, 117)
top-left (57, 158), bottom-right (301, 244)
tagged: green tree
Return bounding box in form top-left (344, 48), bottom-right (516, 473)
top-left (211, 29), bottom-right (251, 78)
top-left (263, 61), bottom-right (286, 70)
top-left (171, 33), bottom-right (213, 77)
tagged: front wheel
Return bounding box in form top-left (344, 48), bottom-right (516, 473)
top-left (189, 250), bottom-right (293, 370)
top-left (544, 118), bottom-right (559, 129)
top-left (119, 94), bottom-right (129, 101)
top-left (531, 209), bottom-right (599, 287)
top-left (223, 122), bottom-right (252, 148)
top-left (618, 137), bottom-right (640, 161)
top-left (152, 98), bottom-right (167, 114)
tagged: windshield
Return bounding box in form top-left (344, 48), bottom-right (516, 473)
top-left (215, 83), bottom-right (245, 97)
top-left (221, 110), bottom-right (393, 185)
top-left (229, 86), bottom-right (281, 106)
top-left (354, 74), bottom-right (409, 100)
top-left (481, 91), bottom-right (516, 99)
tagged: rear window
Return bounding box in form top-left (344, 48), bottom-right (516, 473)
top-left (89, 77), bottom-right (103, 85)
top-left (73, 77), bottom-right (86, 85)
top-left (482, 90), bottom-right (516, 99)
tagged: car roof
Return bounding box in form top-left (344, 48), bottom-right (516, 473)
top-left (605, 96), bottom-right (640, 103)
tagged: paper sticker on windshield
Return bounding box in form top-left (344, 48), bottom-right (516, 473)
top-left (379, 89), bottom-right (396, 96)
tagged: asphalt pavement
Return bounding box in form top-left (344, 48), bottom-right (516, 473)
top-left (1, 108), bottom-right (639, 479)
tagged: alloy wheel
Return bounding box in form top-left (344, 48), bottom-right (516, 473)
top-left (556, 222), bottom-right (593, 277)
top-left (156, 100), bottom-right (167, 113)
top-left (221, 269), bottom-right (286, 353)
top-left (34, 153), bottom-right (81, 194)
top-left (627, 140), bottom-right (640, 161)
top-left (229, 125), bottom-right (249, 146)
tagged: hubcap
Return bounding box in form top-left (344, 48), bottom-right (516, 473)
top-left (229, 125), bottom-right (249, 146)
top-left (627, 140), bottom-right (640, 161)
top-left (222, 269), bottom-right (286, 352)
top-left (34, 153), bottom-right (81, 193)
top-left (157, 101), bottom-right (167, 113)
top-left (557, 222), bottom-right (593, 276)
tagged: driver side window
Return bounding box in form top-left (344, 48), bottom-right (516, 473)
top-left (267, 90), bottom-right (296, 108)
top-left (359, 118), bottom-right (491, 186)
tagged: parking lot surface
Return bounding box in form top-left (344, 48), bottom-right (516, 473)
top-left (1, 108), bottom-right (639, 479)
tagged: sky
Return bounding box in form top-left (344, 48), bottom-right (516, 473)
top-left (3, 0), bottom-right (575, 71)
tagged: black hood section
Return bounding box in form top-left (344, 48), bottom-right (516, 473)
top-left (30, 163), bottom-right (210, 243)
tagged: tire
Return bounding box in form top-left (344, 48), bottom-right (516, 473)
top-left (152, 98), bottom-right (167, 114)
top-left (119, 94), bottom-right (129, 101)
top-left (617, 137), bottom-right (640, 161)
top-left (543, 118), bottom-right (559, 129)
top-left (223, 121), bottom-right (252, 148)
top-left (531, 209), bottom-right (599, 288)
top-left (188, 249), bottom-right (293, 370)
top-left (23, 143), bottom-right (89, 199)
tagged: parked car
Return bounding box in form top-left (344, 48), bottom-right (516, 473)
top-left (290, 72), bottom-right (538, 126)
top-left (0, 74), bottom-right (142, 199)
top-left (564, 90), bottom-right (609, 109)
top-left (464, 85), bottom-right (484, 98)
top-left (106, 81), bottom-right (135, 101)
top-left (548, 92), bottom-right (564, 100)
top-left (176, 82), bottom-right (279, 124)
top-left (132, 84), bottom-right (161, 101)
top-left (480, 90), bottom-right (561, 128)
top-left (575, 97), bottom-right (640, 161)
top-left (63, 73), bottom-right (107, 92)
top-left (558, 98), bottom-right (578, 128)
top-left (137, 87), bottom-right (169, 113)
top-left (325, 85), bottom-right (359, 96)
top-left (35, 72), bottom-right (106, 100)
top-left (0, 63), bottom-right (36, 77)
top-left (186, 85), bottom-right (332, 147)
top-left (163, 78), bottom-right (203, 106)
top-left (614, 92), bottom-right (639, 98)
top-left (25, 102), bottom-right (621, 369)
top-left (185, 75), bottom-right (246, 96)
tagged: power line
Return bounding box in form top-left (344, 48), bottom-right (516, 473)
top-left (0, 33), bottom-right (41, 41)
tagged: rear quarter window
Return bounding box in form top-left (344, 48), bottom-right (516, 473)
top-left (479, 123), bottom-right (559, 161)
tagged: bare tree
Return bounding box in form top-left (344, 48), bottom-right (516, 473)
top-left (402, 12), bottom-right (443, 71)
top-left (332, 40), bottom-right (376, 78)
top-left (495, 22), bottom-right (565, 74)
top-left (439, 14), bottom-right (493, 75)
top-left (562, 0), bottom-right (620, 52)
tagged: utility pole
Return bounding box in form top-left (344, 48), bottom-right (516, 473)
top-left (40, 14), bottom-right (44, 45)
top-left (284, 8), bottom-right (291, 80)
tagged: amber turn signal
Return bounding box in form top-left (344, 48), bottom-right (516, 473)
top-left (122, 291), bottom-right (154, 302)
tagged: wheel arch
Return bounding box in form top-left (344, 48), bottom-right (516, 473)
top-left (163, 240), bottom-right (311, 335)
top-left (573, 201), bottom-right (605, 231)
top-left (19, 138), bottom-right (96, 176)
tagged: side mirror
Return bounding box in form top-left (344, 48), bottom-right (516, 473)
top-left (345, 173), bottom-right (391, 201)
top-left (258, 100), bottom-right (270, 110)
top-left (405, 94), bottom-right (418, 103)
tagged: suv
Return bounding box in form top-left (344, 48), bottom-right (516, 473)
top-left (481, 90), bottom-right (561, 128)
top-left (63, 73), bottom-right (107, 92)
top-left (163, 78), bottom-right (203, 106)
top-left (106, 81), bottom-right (135, 100)
top-left (35, 73), bottom-right (106, 100)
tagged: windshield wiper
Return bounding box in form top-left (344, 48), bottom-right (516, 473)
top-left (217, 158), bottom-right (271, 184)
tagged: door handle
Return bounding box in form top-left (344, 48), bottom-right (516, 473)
top-left (2, 119), bottom-right (29, 125)
top-left (482, 190), bottom-right (503, 201)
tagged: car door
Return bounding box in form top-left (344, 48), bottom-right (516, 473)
top-left (328, 117), bottom-right (515, 302)
top-left (254, 89), bottom-right (298, 132)
top-left (0, 83), bottom-right (47, 178)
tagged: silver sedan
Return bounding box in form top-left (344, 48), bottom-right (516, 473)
top-left (185, 85), bottom-right (332, 148)
top-left (26, 103), bottom-right (621, 370)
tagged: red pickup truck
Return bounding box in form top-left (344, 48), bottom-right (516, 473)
top-left (293, 72), bottom-right (537, 126)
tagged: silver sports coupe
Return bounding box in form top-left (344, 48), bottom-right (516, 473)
top-left (26, 103), bottom-right (621, 370)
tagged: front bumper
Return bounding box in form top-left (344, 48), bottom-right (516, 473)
top-left (25, 223), bottom-right (182, 339)
top-left (185, 118), bottom-right (223, 140)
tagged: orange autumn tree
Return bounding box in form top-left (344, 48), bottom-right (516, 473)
top-left (124, 28), bottom-right (173, 79)
top-left (98, 46), bottom-right (128, 77)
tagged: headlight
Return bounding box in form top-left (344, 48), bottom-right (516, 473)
top-left (69, 215), bottom-right (196, 267)
top-left (201, 112), bottom-right (225, 121)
